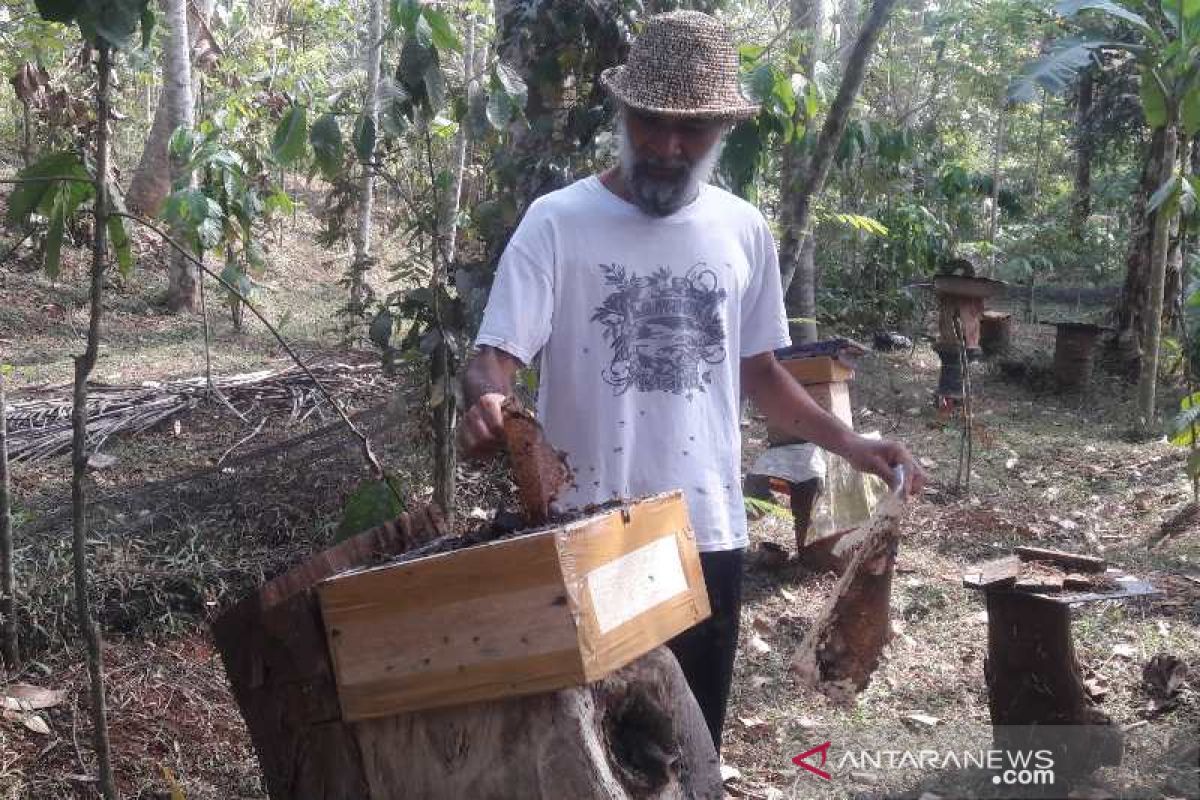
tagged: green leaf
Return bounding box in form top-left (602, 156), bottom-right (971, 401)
top-left (263, 188), bottom-right (294, 217)
top-left (1182, 88), bottom-right (1200, 136)
top-left (1170, 393), bottom-right (1200, 446)
top-left (486, 89), bottom-right (515, 129)
top-left (139, 1), bottom-right (154, 49)
top-left (336, 477), bottom-right (405, 542)
top-left (354, 114), bottom-right (376, 163)
top-left (107, 187), bottom-right (134, 276)
top-left (1055, 0), bottom-right (1152, 32)
top-left (309, 113), bottom-right (344, 178)
top-left (168, 125), bottom-right (198, 163)
top-left (1141, 69), bottom-right (1169, 128)
top-left (43, 191), bottom-right (66, 279)
top-left (390, 0), bottom-right (420, 32)
top-left (494, 62), bottom-right (527, 108)
top-left (34, 0), bottom-right (80, 23)
top-left (86, 0), bottom-right (153, 50)
top-left (271, 104), bottom-right (308, 165)
top-left (6, 151), bottom-right (90, 224)
top-left (1148, 173), bottom-right (1180, 214)
top-left (1009, 38), bottom-right (1104, 102)
top-left (422, 7), bottom-right (460, 52)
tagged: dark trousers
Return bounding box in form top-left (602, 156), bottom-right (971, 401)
top-left (666, 547), bottom-right (745, 753)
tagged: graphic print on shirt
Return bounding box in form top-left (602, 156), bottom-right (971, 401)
top-left (591, 263), bottom-right (727, 397)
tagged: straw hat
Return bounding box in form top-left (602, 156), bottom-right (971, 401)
top-left (601, 11), bottom-right (759, 121)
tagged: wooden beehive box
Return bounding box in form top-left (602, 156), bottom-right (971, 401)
top-left (316, 490), bottom-right (709, 721)
top-left (768, 356), bottom-right (856, 444)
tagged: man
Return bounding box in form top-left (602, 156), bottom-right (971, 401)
top-left (458, 10), bottom-right (925, 750)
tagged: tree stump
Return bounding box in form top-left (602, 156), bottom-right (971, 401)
top-left (212, 506), bottom-right (721, 799)
top-left (984, 591), bottom-right (1122, 780)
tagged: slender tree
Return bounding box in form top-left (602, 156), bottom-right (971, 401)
top-left (162, 0), bottom-right (200, 311)
top-left (72, 42), bottom-right (119, 799)
top-left (0, 366), bottom-right (16, 669)
top-left (780, 0), bottom-right (900, 339)
top-left (347, 0), bottom-right (383, 337)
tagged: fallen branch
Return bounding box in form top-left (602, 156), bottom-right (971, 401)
top-left (6, 363), bottom-right (383, 462)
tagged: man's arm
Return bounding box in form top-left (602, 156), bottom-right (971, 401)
top-left (740, 352), bottom-right (925, 496)
top-left (458, 345), bottom-right (524, 459)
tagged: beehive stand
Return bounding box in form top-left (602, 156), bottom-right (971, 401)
top-left (212, 502), bottom-right (722, 799)
top-left (963, 547), bottom-right (1159, 780)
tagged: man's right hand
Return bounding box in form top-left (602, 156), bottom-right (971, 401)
top-left (457, 392), bottom-right (508, 460)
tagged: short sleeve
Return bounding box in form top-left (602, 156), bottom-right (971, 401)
top-left (739, 219), bottom-right (791, 357)
top-left (474, 201), bottom-right (555, 364)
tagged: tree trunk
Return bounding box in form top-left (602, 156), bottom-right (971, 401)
top-left (986, 99), bottom-right (1008, 274)
top-left (778, 0), bottom-right (826, 343)
top-left (127, 0), bottom-right (211, 218)
top-left (1164, 133), bottom-right (1189, 332)
top-left (984, 592), bottom-right (1122, 779)
top-left (1070, 68), bottom-right (1095, 244)
top-left (20, 102), bottom-right (33, 167)
top-left (0, 370), bottom-right (16, 668)
top-left (347, 0), bottom-right (383, 336)
top-left (1116, 128), bottom-right (1168, 371)
top-left (779, 0), bottom-right (899, 312)
top-left (213, 511), bottom-right (721, 800)
top-left (445, 16), bottom-right (477, 267)
top-left (75, 44), bottom-right (117, 800)
top-left (162, 0), bottom-right (200, 312)
top-left (1137, 125), bottom-right (1178, 432)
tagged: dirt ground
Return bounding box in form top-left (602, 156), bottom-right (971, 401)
top-left (1, 205), bottom-right (1197, 799)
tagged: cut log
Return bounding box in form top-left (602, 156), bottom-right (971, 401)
top-left (502, 398), bottom-right (571, 525)
top-left (212, 505), bottom-right (720, 799)
top-left (791, 483), bottom-right (906, 703)
top-left (962, 555), bottom-right (1021, 589)
top-left (984, 591), bottom-right (1122, 779)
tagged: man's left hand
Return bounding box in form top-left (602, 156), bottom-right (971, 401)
top-left (841, 435), bottom-right (926, 498)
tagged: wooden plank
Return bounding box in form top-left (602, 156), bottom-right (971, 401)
top-left (962, 555), bottom-right (1021, 590)
top-left (1015, 546), bottom-right (1106, 573)
top-left (1014, 574), bottom-right (1065, 593)
top-left (339, 649), bottom-right (585, 719)
top-left (318, 492), bottom-right (710, 720)
top-left (780, 356), bottom-right (855, 385)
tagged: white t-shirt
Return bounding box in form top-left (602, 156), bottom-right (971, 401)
top-left (475, 175), bottom-right (790, 552)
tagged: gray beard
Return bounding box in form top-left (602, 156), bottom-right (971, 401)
top-left (617, 118), bottom-right (723, 217)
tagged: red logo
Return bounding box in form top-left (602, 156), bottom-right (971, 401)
top-left (792, 741), bottom-right (833, 781)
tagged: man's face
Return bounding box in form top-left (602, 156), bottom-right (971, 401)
top-left (619, 108), bottom-right (726, 217)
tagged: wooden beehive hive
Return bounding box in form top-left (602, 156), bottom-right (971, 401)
top-left (317, 490), bottom-right (709, 720)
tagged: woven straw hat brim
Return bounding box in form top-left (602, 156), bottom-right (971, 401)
top-left (602, 65), bottom-right (760, 122)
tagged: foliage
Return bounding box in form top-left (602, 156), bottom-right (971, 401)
top-left (6, 150), bottom-right (132, 278)
top-left (162, 123), bottom-right (286, 328)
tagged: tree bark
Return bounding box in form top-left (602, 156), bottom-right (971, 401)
top-left (75, 44), bottom-right (118, 800)
top-left (1116, 128), bottom-right (1168, 371)
top-left (445, 16), bottom-right (478, 267)
top-left (162, 0), bottom-right (200, 312)
top-left (1137, 125), bottom-right (1179, 431)
top-left (986, 99), bottom-right (1008, 274)
top-left (778, 0), bottom-right (826, 343)
top-left (213, 511), bottom-right (721, 799)
top-left (1070, 68), bottom-right (1095, 244)
top-left (127, 0), bottom-right (212, 218)
top-left (0, 369), bottom-right (16, 668)
top-left (985, 592), bottom-right (1122, 778)
top-left (779, 0), bottom-right (898, 321)
top-left (347, 0), bottom-right (383, 336)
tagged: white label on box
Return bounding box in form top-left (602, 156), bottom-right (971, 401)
top-left (586, 535), bottom-right (689, 634)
